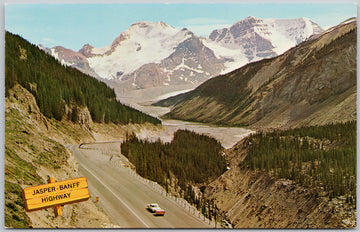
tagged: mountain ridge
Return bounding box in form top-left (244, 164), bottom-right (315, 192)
top-left (42, 17), bottom-right (323, 100)
top-left (155, 19), bottom-right (356, 130)
top-left (204, 16), bottom-right (323, 73)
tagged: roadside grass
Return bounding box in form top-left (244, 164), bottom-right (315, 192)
top-left (5, 181), bottom-right (32, 228)
top-left (49, 118), bottom-right (93, 144)
top-left (5, 108), bottom-right (71, 227)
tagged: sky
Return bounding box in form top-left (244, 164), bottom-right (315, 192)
top-left (4, 2), bottom-right (357, 51)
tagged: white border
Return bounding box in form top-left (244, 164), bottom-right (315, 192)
top-left (0, 1), bottom-right (359, 232)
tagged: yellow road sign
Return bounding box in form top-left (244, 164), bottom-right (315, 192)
top-left (23, 177), bottom-right (90, 212)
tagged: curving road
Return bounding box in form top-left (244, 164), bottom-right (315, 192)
top-left (69, 144), bottom-right (212, 228)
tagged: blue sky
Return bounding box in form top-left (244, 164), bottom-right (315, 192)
top-left (5, 3), bottom-right (356, 51)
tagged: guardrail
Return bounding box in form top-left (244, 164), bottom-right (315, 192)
top-left (79, 141), bottom-right (122, 149)
top-left (126, 167), bottom-right (221, 227)
top-left (80, 142), bottom-right (227, 228)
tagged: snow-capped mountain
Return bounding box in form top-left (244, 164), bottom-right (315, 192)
top-left (39, 45), bottom-right (100, 78)
top-left (45, 17), bottom-right (323, 96)
top-left (85, 21), bottom-right (194, 80)
top-left (205, 16), bottom-right (324, 73)
top-left (47, 21), bottom-right (225, 90)
top-left (121, 33), bottom-right (225, 89)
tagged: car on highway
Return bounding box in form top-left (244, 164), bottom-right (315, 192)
top-left (147, 203), bottom-right (165, 216)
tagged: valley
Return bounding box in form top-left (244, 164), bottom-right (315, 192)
top-left (4, 10), bottom-right (357, 229)
top-left (156, 18), bottom-right (356, 130)
top-left (116, 98), bottom-right (253, 149)
top-left (4, 30), bottom-right (251, 228)
top-left (111, 17), bottom-right (357, 228)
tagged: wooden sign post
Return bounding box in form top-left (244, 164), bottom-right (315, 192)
top-left (23, 177), bottom-right (90, 216)
top-left (48, 177), bottom-right (62, 217)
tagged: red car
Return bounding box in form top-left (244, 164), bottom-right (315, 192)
top-left (147, 203), bottom-right (165, 216)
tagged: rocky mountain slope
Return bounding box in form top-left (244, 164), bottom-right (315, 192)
top-left (117, 30), bottom-right (225, 90)
top-left (5, 84), bottom-right (116, 228)
top-left (5, 84), bottom-right (162, 228)
top-left (43, 17), bottom-right (322, 100)
top-left (86, 22), bottom-right (194, 80)
top-left (156, 18), bottom-right (356, 129)
top-left (205, 16), bottom-right (323, 73)
top-left (4, 32), bottom-right (161, 228)
top-left (203, 130), bottom-right (356, 228)
top-left (50, 45), bottom-right (100, 78)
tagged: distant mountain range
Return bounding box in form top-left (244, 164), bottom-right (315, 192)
top-left (155, 18), bottom-right (356, 129)
top-left (40, 17), bottom-right (323, 94)
top-left (205, 16), bottom-right (324, 73)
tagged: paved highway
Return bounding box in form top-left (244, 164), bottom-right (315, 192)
top-left (69, 144), bottom-right (211, 228)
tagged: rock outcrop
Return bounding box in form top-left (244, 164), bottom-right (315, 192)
top-left (5, 85), bottom-right (115, 228)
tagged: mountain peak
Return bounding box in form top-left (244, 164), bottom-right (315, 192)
top-left (234, 16), bottom-right (262, 25)
top-left (157, 20), bottom-right (356, 129)
top-left (88, 20), bottom-right (193, 79)
top-left (113, 21), bottom-right (179, 45)
top-left (80, 43), bottom-right (94, 49)
top-left (46, 16), bottom-right (325, 94)
top-left (246, 16), bottom-right (258, 19)
top-left (207, 16), bottom-right (324, 67)
top-left (78, 43), bottom-right (94, 56)
top-left (130, 21), bottom-right (172, 30)
top-left (243, 16), bottom-right (261, 21)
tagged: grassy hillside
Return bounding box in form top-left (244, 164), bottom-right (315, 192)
top-left (5, 84), bottom-right (122, 228)
top-left (5, 86), bottom-right (73, 228)
top-left (4, 31), bottom-right (160, 228)
top-left (5, 32), bottom-right (161, 125)
top-left (155, 20), bottom-right (356, 129)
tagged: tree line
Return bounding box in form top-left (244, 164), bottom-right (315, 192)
top-left (5, 32), bottom-right (161, 125)
top-left (121, 129), bottom-right (226, 222)
top-left (121, 129), bottom-right (227, 190)
top-left (242, 121), bottom-right (356, 204)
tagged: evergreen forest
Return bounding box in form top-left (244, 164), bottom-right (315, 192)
top-left (121, 129), bottom-right (227, 221)
top-left (242, 121), bottom-right (356, 204)
top-left (121, 129), bottom-right (227, 191)
top-left (5, 32), bottom-right (161, 125)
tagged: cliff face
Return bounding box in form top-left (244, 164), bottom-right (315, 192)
top-left (206, 169), bottom-right (340, 228)
top-left (204, 139), bottom-right (356, 228)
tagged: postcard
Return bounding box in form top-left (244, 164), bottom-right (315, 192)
top-left (4, 1), bottom-right (357, 229)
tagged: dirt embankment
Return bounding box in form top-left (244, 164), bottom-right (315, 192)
top-left (203, 139), bottom-right (356, 228)
top-left (4, 85), bottom-right (160, 228)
